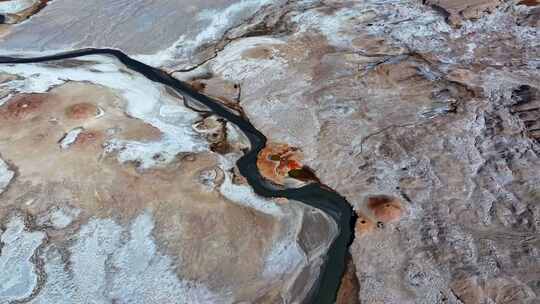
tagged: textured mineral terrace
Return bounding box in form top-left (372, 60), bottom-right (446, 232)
top-left (1, 0), bottom-right (540, 303)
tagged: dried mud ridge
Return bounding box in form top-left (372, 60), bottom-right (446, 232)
top-left (0, 48), bottom-right (357, 304)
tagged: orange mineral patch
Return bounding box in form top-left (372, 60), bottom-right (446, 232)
top-left (366, 195), bottom-right (403, 223)
top-left (257, 143), bottom-right (303, 185)
top-left (355, 213), bottom-right (376, 237)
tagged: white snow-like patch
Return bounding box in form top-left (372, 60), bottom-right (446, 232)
top-left (210, 37), bottom-right (287, 82)
top-left (0, 157), bottom-right (14, 194)
top-left (0, 0), bottom-right (37, 14)
top-left (59, 127), bottom-right (83, 149)
top-left (0, 55), bottom-right (208, 169)
top-left (292, 6), bottom-right (367, 48)
top-left (31, 212), bottom-right (228, 304)
top-left (36, 206), bottom-right (80, 230)
top-left (134, 0), bottom-right (277, 67)
top-left (292, 1), bottom-right (450, 61)
top-left (70, 218), bottom-right (121, 303)
top-left (262, 236), bottom-right (305, 278)
top-left (29, 246), bottom-right (75, 304)
top-left (104, 136), bottom-right (198, 170)
top-left (159, 104), bottom-right (187, 118)
top-left (0, 70), bottom-right (59, 93)
top-left (362, 2), bottom-right (452, 55)
top-left (95, 105), bottom-right (105, 119)
top-left (226, 121), bottom-right (250, 148)
top-left (47, 209), bottom-right (77, 229)
top-left (219, 172), bottom-right (283, 216)
top-left (0, 216), bottom-right (45, 303)
top-left (109, 212), bottom-right (227, 304)
top-left (218, 154), bottom-right (283, 216)
top-left (193, 0), bottom-right (274, 47)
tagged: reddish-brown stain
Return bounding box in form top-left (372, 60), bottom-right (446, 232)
top-left (65, 103), bottom-right (98, 120)
top-left (1, 94), bottom-right (46, 120)
top-left (335, 255), bottom-right (361, 304)
top-left (355, 213), bottom-right (376, 236)
top-left (278, 159), bottom-right (303, 173)
top-left (367, 195), bottom-right (402, 223)
top-left (190, 81), bottom-right (206, 92)
top-left (73, 130), bottom-right (101, 146)
top-left (518, 0), bottom-right (539, 6)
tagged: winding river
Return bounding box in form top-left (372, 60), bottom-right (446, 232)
top-left (0, 49), bottom-right (357, 304)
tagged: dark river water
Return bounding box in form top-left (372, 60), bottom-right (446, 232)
top-left (0, 49), bottom-right (357, 304)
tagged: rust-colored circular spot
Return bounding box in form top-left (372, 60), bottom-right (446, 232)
top-left (367, 195), bottom-right (402, 223)
top-left (2, 94), bottom-right (46, 120)
top-left (74, 130), bottom-right (100, 145)
top-left (65, 103), bottom-right (98, 120)
top-left (355, 213), bottom-right (375, 237)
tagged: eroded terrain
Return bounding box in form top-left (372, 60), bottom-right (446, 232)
top-left (0, 0), bottom-right (539, 303)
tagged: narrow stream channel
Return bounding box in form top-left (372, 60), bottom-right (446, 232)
top-left (0, 48), bottom-right (357, 304)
